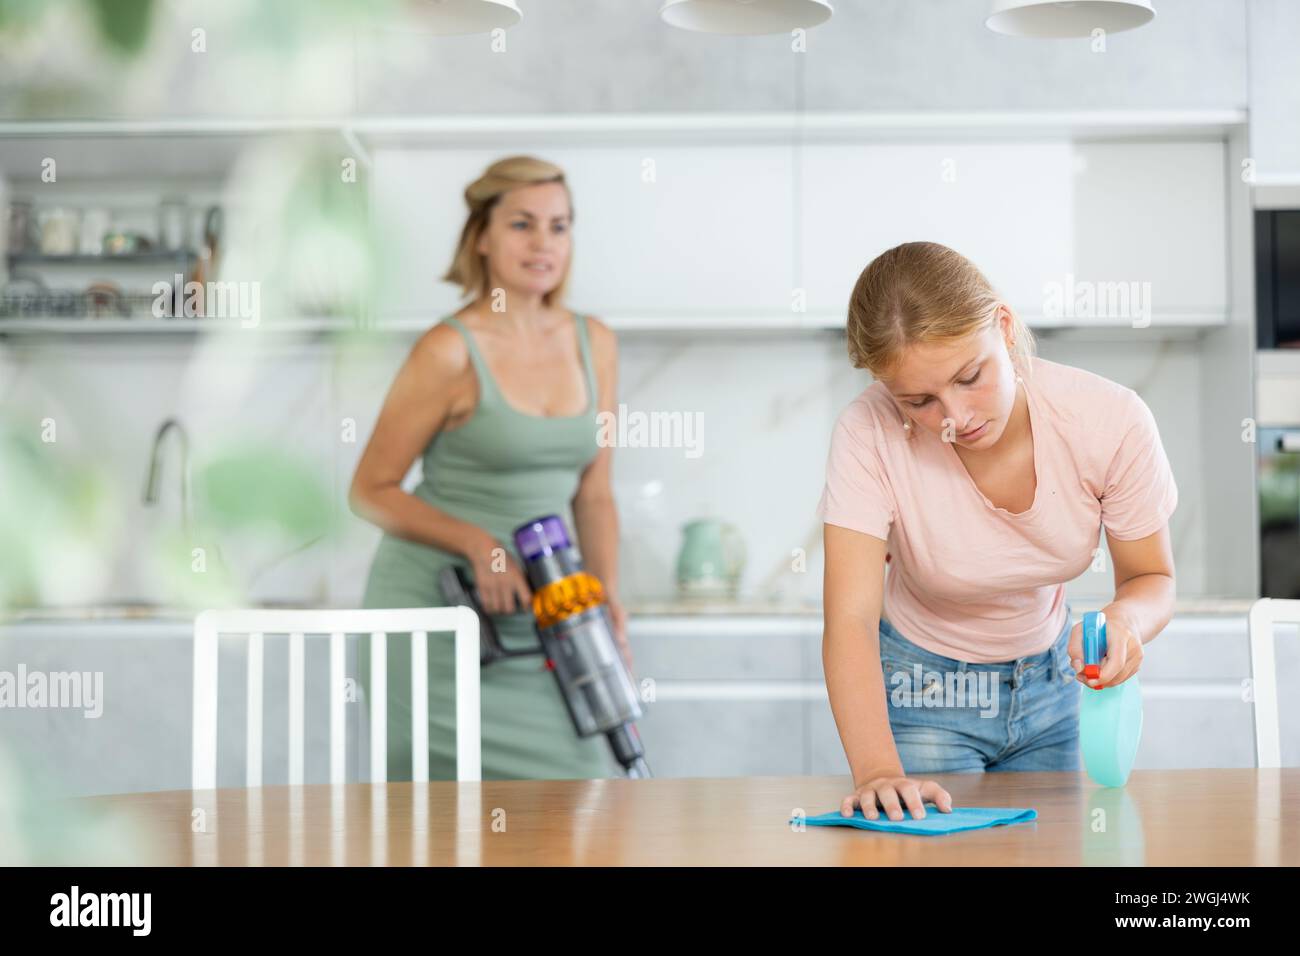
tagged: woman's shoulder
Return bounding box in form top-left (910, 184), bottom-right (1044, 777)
top-left (408, 315), bottom-right (472, 375)
top-left (580, 311), bottom-right (617, 346)
top-left (575, 312), bottom-right (618, 379)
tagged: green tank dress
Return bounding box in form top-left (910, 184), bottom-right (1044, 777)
top-left (359, 312), bottom-right (614, 781)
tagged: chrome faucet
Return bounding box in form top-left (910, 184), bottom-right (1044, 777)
top-left (142, 417), bottom-right (191, 536)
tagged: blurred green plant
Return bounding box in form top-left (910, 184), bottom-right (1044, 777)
top-left (195, 439), bottom-right (335, 543)
top-left (0, 0), bottom-right (154, 56)
top-left (278, 142), bottom-right (380, 325)
top-left (0, 0), bottom-right (402, 64)
top-left (0, 410), bottom-right (340, 613)
top-left (143, 437), bottom-right (340, 611)
top-left (0, 0), bottom-right (54, 33)
top-left (216, 136), bottom-right (387, 333)
top-left (85, 0), bottom-right (155, 56)
top-left (0, 413), bottom-right (117, 612)
top-left (0, 742), bottom-right (158, 865)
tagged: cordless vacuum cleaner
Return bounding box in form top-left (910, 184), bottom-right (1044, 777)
top-left (438, 514), bottom-right (651, 779)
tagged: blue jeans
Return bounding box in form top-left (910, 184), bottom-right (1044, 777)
top-left (878, 606), bottom-right (1080, 773)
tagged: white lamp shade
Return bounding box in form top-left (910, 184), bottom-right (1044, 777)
top-left (660, 0), bottom-right (833, 36)
top-left (413, 0), bottom-right (522, 36)
top-left (986, 0), bottom-right (1155, 38)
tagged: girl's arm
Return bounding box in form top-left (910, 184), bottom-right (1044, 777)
top-left (1076, 524), bottom-right (1176, 687)
top-left (1103, 524), bottom-right (1176, 643)
top-left (824, 523), bottom-right (951, 819)
top-left (822, 523), bottom-right (905, 784)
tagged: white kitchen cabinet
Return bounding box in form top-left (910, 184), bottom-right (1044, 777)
top-left (629, 611), bottom-right (1286, 779)
top-left (1247, 0), bottom-right (1300, 186)
top-left (801, 139), bottom-right (1227, 325)
top-left (372, 145), bottom-right (795, 322)
top-left (0, 620), bottom-right (367, 798)
top-left (625, 617), bottom-right (812, 777)
top-left (0, 114), bottom-right (1239, 334)
top-left (800, 141), bottom-right (1076, 317)
top-left (1071, 141), bottom-right (1227, 321)
top-left (369, 124), bottom-right (1231, 331)
top-left (4, 610), bottom-right (1283, 796)
top-left (635, 701), bottom-right (807, 778)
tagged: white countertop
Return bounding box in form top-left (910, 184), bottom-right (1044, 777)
top-left (624, 597), bottom-right (1258, 617)
top-left (0, 596), bottom-right (1259, 627)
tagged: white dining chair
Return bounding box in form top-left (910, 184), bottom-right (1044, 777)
top-left (1247, 598), bottom-right (1300, 768)
top-left (191, 607), bottom-right (481, 789)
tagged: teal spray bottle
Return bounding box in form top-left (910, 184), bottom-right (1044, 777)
top-left (1078, 611), bottom-right (1144, 787)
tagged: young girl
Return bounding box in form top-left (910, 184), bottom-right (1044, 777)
top-left (819, 241), bottom-right (1177, 821)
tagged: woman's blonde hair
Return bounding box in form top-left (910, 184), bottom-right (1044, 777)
top-left (442, 155), bottom-right (573, 307)
top-left (846, 241), bottom-right (1035, 385)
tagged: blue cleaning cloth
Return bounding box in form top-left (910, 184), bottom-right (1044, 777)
top-left (797, 805), bottom-right (1037, 836)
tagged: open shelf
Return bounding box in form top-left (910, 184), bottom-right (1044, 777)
top-left (0, 310), bottom-right (1231, 338)
top-left (7, 250), bottom-right (196, 265)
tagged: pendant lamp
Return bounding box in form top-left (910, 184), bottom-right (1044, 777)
top-left (986, 0), bottom-right (1155, 38)
top-left (414, 0), bottom-right (522, 36)
top-left (659, 0), bottom-right (833, 36)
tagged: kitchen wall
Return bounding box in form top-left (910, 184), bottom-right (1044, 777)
top-left (0, 0), bottom-right (1250, 118)
top-left (0, 324), bottom-right (1210, 607)
top-left (3, 1), bottom-right (1294, 799)
top-left (0, 0), bottom-right (1279, 610)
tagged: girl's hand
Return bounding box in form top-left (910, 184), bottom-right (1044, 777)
top-left (606, 596), bottom-right (633, 673)
top-left (841, 770), bottom-right (953, 821)
top-left (1067, 608), bottom-right (1144, 689)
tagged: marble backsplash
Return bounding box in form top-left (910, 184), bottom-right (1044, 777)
top-left (0, 326), bottom-right (1209, 610)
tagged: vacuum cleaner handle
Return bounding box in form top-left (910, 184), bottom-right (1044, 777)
top-left (438, 565), bottom-right (543, 666)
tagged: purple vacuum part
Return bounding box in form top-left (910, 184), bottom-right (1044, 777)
top-left (513, 515), bottom-right (570, 561)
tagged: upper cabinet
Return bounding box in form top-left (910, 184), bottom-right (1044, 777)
top-left (800, 141), bottom-right (1079, 319)
top-left (1071, 141), bottom-right (1227, 324)
top-left (0, 112), bottom-right (1241, 334)
top-left (803, 138), bottom-right (1224, 326)
top-left (1248, 0), bottom-right (1300, 202)
top-left (377, 129), bottom-right (1230, 330)
top-left (373, 145), bottom-right (797, 324)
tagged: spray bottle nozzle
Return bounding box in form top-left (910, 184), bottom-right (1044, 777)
top-left (1082, 611), bottom-right (1107, 685)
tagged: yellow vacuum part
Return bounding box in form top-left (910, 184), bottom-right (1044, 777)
top-left (532, 572), bottom-right (606, 628)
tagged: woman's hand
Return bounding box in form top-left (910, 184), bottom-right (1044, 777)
top-left (1067, 609), bottom-right (1144, 689)
top-left (464, 531), bottom-right (532, 616)
top-left (841, 770), bottom-right (953, 821)
top-left (606, 596), bottom-right (633, 673)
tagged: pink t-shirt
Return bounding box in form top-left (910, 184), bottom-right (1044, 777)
top-left (817, 355), bottom-right (1178, 663)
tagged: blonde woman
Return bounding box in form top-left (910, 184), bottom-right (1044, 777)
top-left (819, 241), bottom-right (1177, 821)
top-left (350, 156), bottom-right (627, 780)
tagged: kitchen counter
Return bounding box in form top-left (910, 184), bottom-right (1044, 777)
top-left (0, 596), bottom-right (1259, 625)
top-left (1, 605), bottom-right (1273, 797)
top-left (624, 597), bottom-right (1259, 616)
top-left (61, 769), bottom-right (1300, 866)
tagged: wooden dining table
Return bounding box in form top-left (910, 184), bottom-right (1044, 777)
top-left (70, 769), bottom-right (1299, 866)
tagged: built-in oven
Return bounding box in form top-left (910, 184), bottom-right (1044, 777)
top-left (1260, 426), bottom-right (1300, 599)
top-left (1255, 208), bottom-right (1300, 349)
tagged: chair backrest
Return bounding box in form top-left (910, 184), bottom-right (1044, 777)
top-left (192, 607), bottom-right (480, 789)
top-left (1247, 598), bottom-right (1300, 768)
